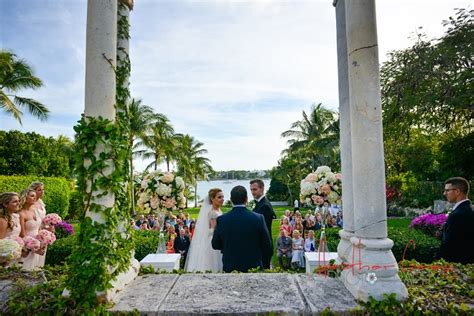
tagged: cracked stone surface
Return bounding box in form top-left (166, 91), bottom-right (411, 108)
top-left (109, 274), bottom-right (179, 314)
top-left (0, 280), bottom-right (12, 313)
top-left (110, 273), bottom-right (359, 314)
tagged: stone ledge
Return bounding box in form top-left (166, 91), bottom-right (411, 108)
top-left (109, 273), bottom-right (359, 315)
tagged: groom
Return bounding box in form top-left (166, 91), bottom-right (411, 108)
top-left (212, 185), bottom-right (272, 272)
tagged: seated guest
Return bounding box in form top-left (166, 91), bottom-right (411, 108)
top-left (280, 216), bottom-right (292, 237)
top-left (276, 229), bottom-right (292, 269)
top-left (135, 214), bottom-right (146, 227)
top-left (294, 217), bottom-right (304, 237)
top-left (130, 219), bottom-right (139, 230)
top-left (166, 226), bottom-right (177, 254)
top-left (305, 214), bottom-right (316, 231)
top-left (184, 225), bottom-right (190, 238)
top-left (174, 218), bottom-right (185, 233)
top-left (336, 212), bottom-right (343, 228)
top-left (314, 213), bottom-right (322, 230)
top-left (436, 177), bottom-right (474, 264)
top-left (304, 230), bottom-right (316, 252)
top-left (291, 230), bottom-right (305, 269)
top-left (147, 214), bottom-right (155, 229)
top-left (184, 213), bottom-right (192, 227)
top-left (174, 228), bottom-right (190, 268)
top-left (140, 222), bottom-right (150, 230)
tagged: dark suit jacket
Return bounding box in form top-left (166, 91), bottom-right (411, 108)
top-left (438, 200), bottom-right (474, 264)
top-left (253, 196), bottom-right (277, 241)
top-left (174, 235), bottom-right (190, 256)
top-left (211, 206), bottom-right (272, 272)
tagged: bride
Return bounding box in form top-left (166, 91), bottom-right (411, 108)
top-left (185, 188), bottom-right (223, 272)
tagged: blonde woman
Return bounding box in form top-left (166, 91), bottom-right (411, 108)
top-left (0, 192), bottom-right (21, 239)
top-left (29, 181), bottom-right (48, 267)
top-left (19, 189), bottom-right (42, 271)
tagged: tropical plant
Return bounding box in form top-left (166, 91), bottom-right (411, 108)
top-left (0, 49), bottom-right (49, 124)
top-left (175, 134), bottom-right (213, 207)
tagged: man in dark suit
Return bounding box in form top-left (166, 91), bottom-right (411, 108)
top-left (174, 228), bottom-right (191, 268)
top-left (212, 185), bottom-right (272, 272)
top-left (436, 177), bottom-right (474, 264)
top-left (250, 179), bottom-right (277, 269)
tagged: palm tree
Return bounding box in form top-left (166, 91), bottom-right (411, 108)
top-left (176, 134), bottom-right (213, 207)
top-left (0, 50), bottom-right (49, 124)
top-left (281, 103), bottom-right (340, 171)
top-left (135, 113), bottom-right (175, 171)
top-left (126, 98), bottom-right (155, 213)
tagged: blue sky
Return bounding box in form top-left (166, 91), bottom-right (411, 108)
top-left (0, 0), bottom-right (470, 171)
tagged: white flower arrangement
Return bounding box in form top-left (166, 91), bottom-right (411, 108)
top-left (136, 171), bottom-right (186, 214)
top-left (300, 166), bottom-right (342, 207)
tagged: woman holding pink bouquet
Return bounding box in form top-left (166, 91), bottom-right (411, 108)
top-left (19, 188), bottom-right (43, 271)
top-left (0, 192), bottom-right (24, 267)
top-left (29, 181), bottom-right (51, 267)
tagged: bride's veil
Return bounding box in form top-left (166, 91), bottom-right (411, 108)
top-left (184, 195), bottom-right (213, 272)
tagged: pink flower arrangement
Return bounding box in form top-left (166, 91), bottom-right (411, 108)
top-left (23, 236), bottom-right (41, 252)
top-left (43, 213), bottom-right (62, 226)
top-left (36, 229), bottom-right (56, 246)
top-left (409, 213), bottom-right (448, 238)
top-left (300, 166), bottom-right (342, 207)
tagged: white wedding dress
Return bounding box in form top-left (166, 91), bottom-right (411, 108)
top-left (185, 196), bottom-right (223, 272)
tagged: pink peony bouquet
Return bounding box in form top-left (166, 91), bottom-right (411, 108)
top-left (0, 239), bottom-right (22, 263)
top-left (36, 229), bottom-right (56, 246)
top-left (10, 236), bottom-right (25, 248)
top-left (23, 236), bottom-right (41, 252)
top-left (43, 213), bottom-right (62, 226)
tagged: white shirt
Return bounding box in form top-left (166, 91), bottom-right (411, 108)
top-left (453, 199), bottom-right (469, 210)
top-left (257, 195), bottom-right (265, 203)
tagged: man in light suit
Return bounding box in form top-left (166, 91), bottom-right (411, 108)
top-left (436, 177), bottom-right (474, 264)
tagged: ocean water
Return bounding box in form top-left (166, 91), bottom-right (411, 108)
top-left (193, 179), bottom-right (271, 205)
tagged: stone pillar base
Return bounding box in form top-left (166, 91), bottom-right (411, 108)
top-left (337, 229), bottom-right (354, 262)
top-left (340, 237), bottom-right (408, 301)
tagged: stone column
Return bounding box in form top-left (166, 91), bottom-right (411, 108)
top-left (333, 0), bottom-right (355, 264)
top-left (84, 0), bottom-right (117, 222)
top-left (83, 0), bottom-right (138, 303)
top-left (342, 0), bottom-right (408, 301)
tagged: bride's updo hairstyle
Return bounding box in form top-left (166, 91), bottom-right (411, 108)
top-left (208, 188), bottom-right (223, 202)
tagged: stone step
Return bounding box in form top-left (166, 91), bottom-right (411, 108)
top-left (109, 273), bottom-right (358, 314)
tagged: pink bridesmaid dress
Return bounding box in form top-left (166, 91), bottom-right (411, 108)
top-left (35, 200), bottom-right (47, 267)
top-left (21, 209), bottom-right (42, 271)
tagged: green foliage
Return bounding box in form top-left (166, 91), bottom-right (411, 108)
top-left (45, 234), bottom-right (76, 266)
top-left (0, 49), bottom-right (49, 124)
top-left (386, 173), bottom-right (445, 207)
top-left (357, 261), bottom-right (474, 315)
top-left (0, 130), bottom-right (72, 178)
top-left (133, 230), bottom-right (161, 261)
top-left (389, 227), bottom-right (440, 263)
top-left (382, 8), bottom-right (473, 182)
top-left (68, 116), bottom-right (133, 306)
top-left (0, 175), bottom-right (70, 218)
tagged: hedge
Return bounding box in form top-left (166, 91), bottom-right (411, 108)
top-left (315, 227), bottom-right (440, 263)
top-left (46, 230), bottom-right (161, 266)
top-left (0, 175), bottom-right (71, 218)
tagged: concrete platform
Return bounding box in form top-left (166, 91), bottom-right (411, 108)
top-left (109, 273), bottom-right (358, 314)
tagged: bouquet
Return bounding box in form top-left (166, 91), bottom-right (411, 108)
top-left (300, 166), bottom-right (342, 207)
top-left (409, 213), bottom-right (447, 238)
top-left (43, 213), bottom-right (62, 226)
top-left (137, 171), bottom-right (186, 214)
top-left (23, 236), bottom-right (41, 252)
top-left (0, 239), bottom-right (22, 263)
top-left (36, 229), bottom-right (57, 246)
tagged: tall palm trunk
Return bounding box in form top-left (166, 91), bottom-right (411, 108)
top-left (130, 154), bottom-right (135, 216)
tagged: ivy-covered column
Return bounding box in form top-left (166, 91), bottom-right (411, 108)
top-left (342, 0), bottom-right (408, 301)
top-left (69, 0), bottom-right (138, 305)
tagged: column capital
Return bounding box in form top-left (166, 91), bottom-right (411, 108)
top-left (119, 0), bottom-right (134, 10)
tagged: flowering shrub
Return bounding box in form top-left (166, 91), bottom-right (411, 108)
top-left (300, 166), bottom-right (342, 207)
top-left (409, 213), bottom-right (447, 238)
top-left (386, 184), bottom-right (401, 203)
top-left (36, 229), bottom-right (56, 247)
top-left (0, 239), bottom-right (22, 263)
top-left (136, 171), bottom-right (186, 214)
top-left (54, 221), bottom-right (74, 239)
top-left (43, 213), bottom-right (62, 226)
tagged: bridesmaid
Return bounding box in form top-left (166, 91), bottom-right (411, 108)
top-left (0, 192), bottom-right (22, 267)
top-left (0, 192), bottom-right (21, 239)
top-left (19, 189), bottom-right (42, 271)
top-left (29, 182), bottom-right (48, 267)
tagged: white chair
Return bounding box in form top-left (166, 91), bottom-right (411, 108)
top-left (140, 253), bottom-right (181, 272)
